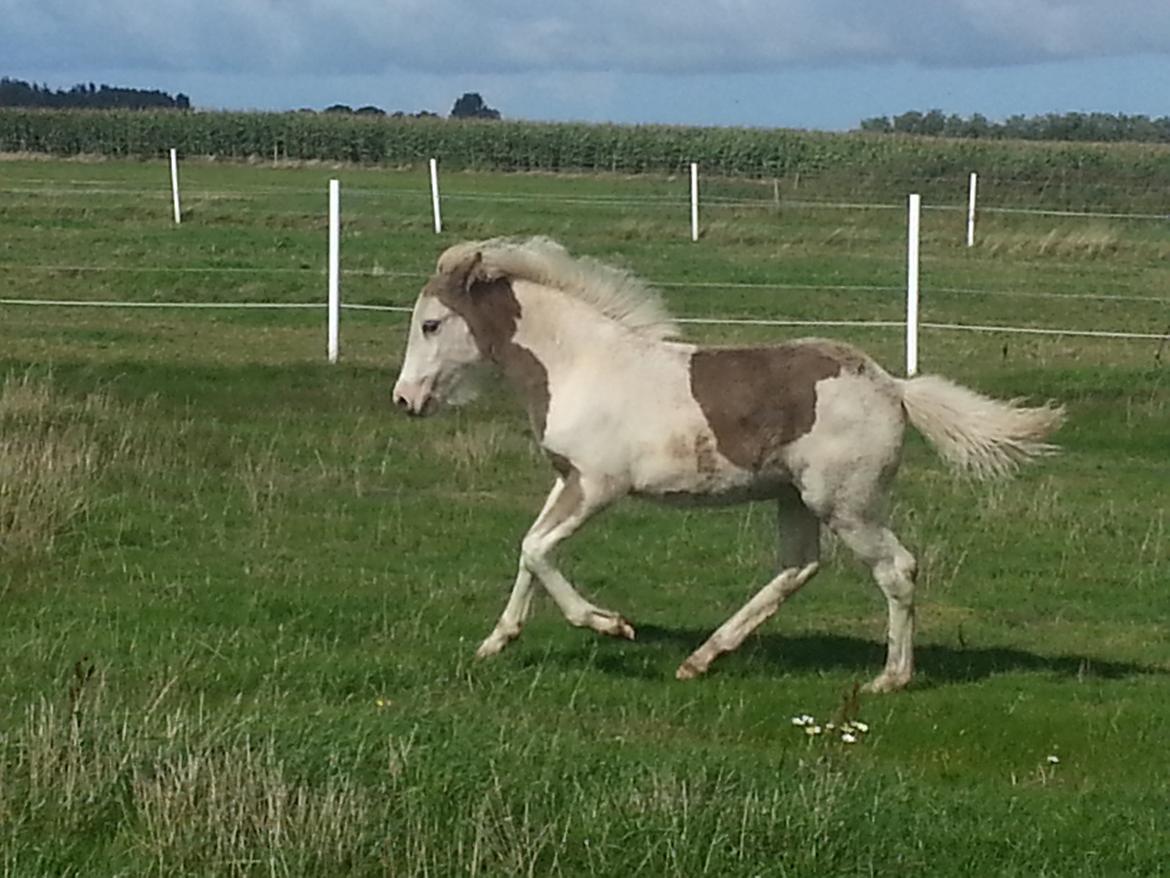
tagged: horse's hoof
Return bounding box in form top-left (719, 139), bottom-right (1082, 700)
top-left (615, 617), bottom-right (636, 641)
top-left (594, 614), bottom-right (636, 641)
top-left (474, 636), bottom-right (506, 660)
top-left (862, 672), bottom-right (910, 693)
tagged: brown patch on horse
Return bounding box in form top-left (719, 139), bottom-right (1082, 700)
top-left (547, 451), bottom-right (573, 477)
top-left (689, 343), bottom-right (859, 471)
top-left (429, 266), bottom-right (552, 439)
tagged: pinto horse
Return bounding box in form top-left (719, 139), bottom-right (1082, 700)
top-left (393, 237), bottom-right (1063, 691)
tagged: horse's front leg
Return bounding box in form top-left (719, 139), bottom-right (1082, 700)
top-left (521, 470), bottom-right (633, 641)
top-left (476, 477), bottom-right (566, 659)
top-left (519, 475), bottom-right (636, 641)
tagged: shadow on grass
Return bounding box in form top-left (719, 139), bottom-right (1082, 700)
top-left (564, 625), bottom-right (1166, 687)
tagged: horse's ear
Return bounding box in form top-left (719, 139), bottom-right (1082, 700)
top-left (462, 251), bottom-right (485, 294)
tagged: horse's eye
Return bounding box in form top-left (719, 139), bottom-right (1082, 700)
top-left (421, 319), bottom-right (441, 337)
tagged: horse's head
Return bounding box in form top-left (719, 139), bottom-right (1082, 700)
top-left (393, 251), bottom-right (486, 416)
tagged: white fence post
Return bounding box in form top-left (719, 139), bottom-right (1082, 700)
top-left (906, 193), bottom-right (921, 377)
top-left (690, 162), bottom-right (699, 242)
top-left (966, 172), bottom-right (977, 247)
top-left (429, 158), bottom-right (442, 234)
top-left (169, 148), bottom-right (181, 225)
top-left (328, 179), bottom-right (340, 363)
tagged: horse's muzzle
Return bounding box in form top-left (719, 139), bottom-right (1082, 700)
top-left (394, 395), bottom-right (429, 416)
top-left (393, 380), bottom-right (433, 416)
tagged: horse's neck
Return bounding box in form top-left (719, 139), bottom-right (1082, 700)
top-left (511, 284), bottom-right (638, 372)
top-left (483, 285), bottom-right (645, 433)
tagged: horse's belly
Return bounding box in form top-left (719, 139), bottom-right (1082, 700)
top-left (628, 431), bottom-right (789, 505)
top-left (633, 476), bottom-right (789, 508)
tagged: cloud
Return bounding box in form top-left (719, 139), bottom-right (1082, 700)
top-left (4, 0), bottom-right (1170, 79)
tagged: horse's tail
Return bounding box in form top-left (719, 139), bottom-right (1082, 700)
top-left (898, 374), bottom-right (1065, 480)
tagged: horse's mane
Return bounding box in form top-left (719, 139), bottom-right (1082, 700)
top-left (437, 237), bottom-right (679, 340)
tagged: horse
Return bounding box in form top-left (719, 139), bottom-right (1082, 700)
top-left (392, 236), bottom-right (1064, 692)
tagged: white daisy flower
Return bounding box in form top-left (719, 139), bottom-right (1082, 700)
top-left (1046, 754), bottom-right (1060, 765)
top-left (841, 732), bottom-right (858, 744)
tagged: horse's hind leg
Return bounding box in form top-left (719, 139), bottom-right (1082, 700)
top-left (675, 562), bottom-right (820, 680)
top-left (776, 485), bottom-right (821, 570)
top-left (676, 489), bottom-right (821, 679)
top-left (830, 515), bottom-right (918, 692)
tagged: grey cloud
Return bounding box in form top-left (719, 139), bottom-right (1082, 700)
top-left (4, 1), bottom-right (1170, 78)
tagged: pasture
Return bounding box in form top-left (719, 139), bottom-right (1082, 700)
top-left (1, 155), bottom-right (1168, 875)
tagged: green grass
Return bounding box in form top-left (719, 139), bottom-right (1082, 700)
top-left (1, 156), bottom-right (1168, 876)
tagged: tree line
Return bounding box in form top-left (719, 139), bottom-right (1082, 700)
top-left (320, 93), bottom-right (501, 120)
top-left (1, 78), bottom-right (500, 121)
top-left (859, 109), bottom-right (1170, 144)
top-left (0, 77), bottom-right (189, 110)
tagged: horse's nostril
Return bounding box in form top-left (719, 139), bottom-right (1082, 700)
top-left (395, 395), bottom-right (411, 410)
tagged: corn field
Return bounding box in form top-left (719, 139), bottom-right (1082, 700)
top-left (4, 108), bottom-right (1170, 210)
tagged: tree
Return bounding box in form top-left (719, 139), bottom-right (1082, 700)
top-left (859, 115), bottom-right (892, 133)
top-left (892, 110), bottom-right (924, 134)
top-left (450, 92), bottom-right (500, 120)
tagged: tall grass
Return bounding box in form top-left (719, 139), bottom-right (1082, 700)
top-left (0, 370), bottom-right (142, 555)
top-left (0, 670), bottom-right (978, 877)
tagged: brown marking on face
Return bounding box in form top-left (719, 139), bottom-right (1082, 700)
top-left (425, 261), bottom-right (552, 438)
top-left (689, 343), bottom-right (853, 471)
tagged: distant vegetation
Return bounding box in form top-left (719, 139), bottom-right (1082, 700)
top-left (449, 92), bottom-right (501, 120)
top-left (1, 76), bottom-right (501, 122)
top-left (860, 109), bottom-right (1170, 144)
top-left (5, 91), bottom-right (1170, 210)
top-left (316, 92), bottom-right (498, 120)
top-left (0, 76), bottom-right (189, 110)
top-left (5, 106), bottom-right (1170, 203)
top-left (320, 104), bottom-right (439, 119)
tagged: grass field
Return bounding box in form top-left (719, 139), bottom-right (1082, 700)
top-left (1, 155), bottom-right (1169, 876)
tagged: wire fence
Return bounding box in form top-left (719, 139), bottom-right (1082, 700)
top-left (3, 297), bottom-right (1166, 344)
top-left (3, 166), bottom-right (1169, 358)
top-left (4, 263), bottom-right (1170, 308)
top-left (5, 178), bottom-right (1170, 222)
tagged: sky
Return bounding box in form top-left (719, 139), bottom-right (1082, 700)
top-left (4, 1), bottom-right (1170, 130)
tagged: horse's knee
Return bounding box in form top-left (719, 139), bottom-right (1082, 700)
top-left (875, 549), bottom-right (916, 604)
top-left (520, 534), bottom-right (545, 571)
top-left (894, 546), bottom-right (917, 582)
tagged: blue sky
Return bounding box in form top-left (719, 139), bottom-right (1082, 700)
top-left (4, 2), bottom-right (1170, 130)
